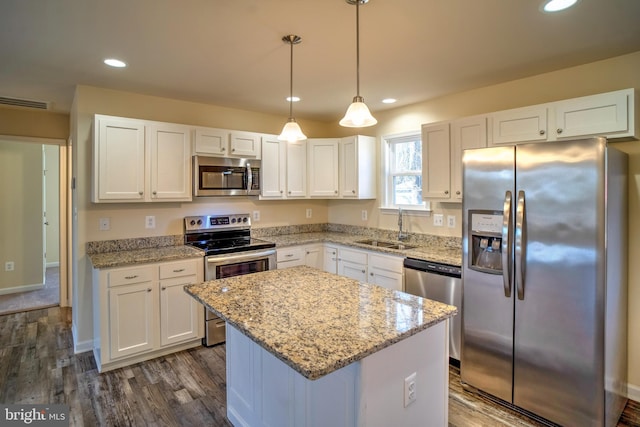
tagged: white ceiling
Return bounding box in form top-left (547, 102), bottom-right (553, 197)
top-left (1, 0), bottom-right (640, 122)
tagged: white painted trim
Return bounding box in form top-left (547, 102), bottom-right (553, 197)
top-left (46, 262), bottom-right (60, 268)
top-left (72, 324), bottom-right (93, 354)
top-left (627, 381), bottom-right (640, 402)
top-left (0, 283), bottom-right (44, 295)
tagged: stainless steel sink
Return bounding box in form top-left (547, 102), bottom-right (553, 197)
top-left (355, 239), bottom-right (417, 250)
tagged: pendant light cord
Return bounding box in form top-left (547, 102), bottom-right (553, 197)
top-left (289, 37), bottom-right (294, 118)
top-left (356, 0), bottom-right (360, 97)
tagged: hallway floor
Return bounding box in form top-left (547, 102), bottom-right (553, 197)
top-left (0, 266), bottom-right (59, 315)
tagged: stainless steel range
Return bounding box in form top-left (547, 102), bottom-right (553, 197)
top-left (184, 213), bottom-right (276, 346)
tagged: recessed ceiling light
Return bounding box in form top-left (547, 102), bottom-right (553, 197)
top-left (541, 0), bottom-right (579, 12)
top-left (286, 96), bottom-right (300, 102)
top-left (104, 58), bottom-right (127, 68)
top-left (382, 98), bottom-right (397, 104)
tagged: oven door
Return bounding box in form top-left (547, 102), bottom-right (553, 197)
top-left (203, 248), bottom-right (276, 346)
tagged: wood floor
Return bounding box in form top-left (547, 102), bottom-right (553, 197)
top-left (1, 306), bottom-right (638, 427)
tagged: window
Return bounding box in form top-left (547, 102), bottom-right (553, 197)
top-left (383, 132), bottom-right (427, 210)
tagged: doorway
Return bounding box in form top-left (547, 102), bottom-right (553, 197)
top-left (0, 136), bottom-right (67, 315)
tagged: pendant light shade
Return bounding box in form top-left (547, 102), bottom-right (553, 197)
top-left (278, 35), bottom-right (307, 142)
top-left (340, 0), bottom-right (377, 128)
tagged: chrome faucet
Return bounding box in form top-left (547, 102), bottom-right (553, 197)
top-left (398, 208), bottom-right (408, 241)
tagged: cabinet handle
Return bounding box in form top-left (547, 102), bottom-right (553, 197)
top-left (539, 130), bottom-right (545, 135)
top-left (285, 254), bottom-right (293, 258)
top-left (161, 286), bottom-right (166, 291)
top-left (125, 275), bottom-right (138, 280)
top-left (147, 288), bottom-right (152, 292)
top-left (173, 268), bottom-right (185, 272)
top-left (557, 128), bottom-right (563, 134)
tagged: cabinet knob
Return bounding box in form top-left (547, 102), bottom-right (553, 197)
top-left (147, 288), bottom-right (152, 292)
top-left (232, 148), bottom-right (236, 152)
top-left (280, 190), bottom-right (283, 194)
top-left (161, 286), bottom-right (166, 291)
top-left (152, 191), bottom-right (157, 195)
top-left (444, 190), bottom-right (449, 195)
top-left (456, 191), bottom-right (461, 195)
top-left (334, 190), bottom-right (338, 194)
top-left (288, 191), bottom-right (291, 194)
top-left (139, 191), bottom-right (143, 195)
top-left (361, 269), bottom-right (366, 274)
top-left (370, 272), bottom-right (373, 276)
top-left (352, 190), bottom-right (356, 194)
top-left (221, 147), bottom-right (225, 152)
top-left (539, 129), bottom-right (546, 135)
top-left (557, 128), bottom-right (563, 134)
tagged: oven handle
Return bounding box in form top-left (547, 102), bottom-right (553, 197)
top-left (246, 162), bottom-right (253, 195)
top-left (207, 249), bottom-right (276, 265)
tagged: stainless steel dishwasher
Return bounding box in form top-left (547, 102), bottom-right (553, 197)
top-left (403, 258), bottom-right (462, 363)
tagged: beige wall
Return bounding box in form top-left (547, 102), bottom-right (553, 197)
top-left (71, 52), bottom-right (640, 394)
top-left (0, 139), bottom-right (44, 292)
top-left (0, 106), bottom-right (69, 140)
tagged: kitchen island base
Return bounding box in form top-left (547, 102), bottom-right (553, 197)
top-left (226, 322), bottom-right (449, 427)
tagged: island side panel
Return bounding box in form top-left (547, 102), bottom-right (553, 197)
top-left (358, 320), bottom-right (449, 427)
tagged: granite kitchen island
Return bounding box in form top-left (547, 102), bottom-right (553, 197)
top-left (185, 265), bottom-right (457, 427)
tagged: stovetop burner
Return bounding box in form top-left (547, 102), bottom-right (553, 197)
top-left (184, 214), bottom-right (275, 256)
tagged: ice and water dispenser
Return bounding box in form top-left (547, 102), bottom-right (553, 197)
top-left (468, 211), bottom-right (503, 273)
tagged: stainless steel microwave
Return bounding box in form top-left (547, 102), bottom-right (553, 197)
top-left (193, 156), bottom-right (261, 197)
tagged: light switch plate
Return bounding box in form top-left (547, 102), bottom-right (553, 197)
top-left (433, 214), bottom-right (444, 227)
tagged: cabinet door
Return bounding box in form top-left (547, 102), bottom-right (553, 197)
top-left (286, 141), bottom-right (307, 198)
top-left (230, 131), bottom-right (260, 158)
top-left (554, 89), bottom-right (630, 139)
top-left (490, 105), bottom-right (548, 145)
top-left (339, 135), bottom-right (376, 199)
top-left (369, 267), bottom-right (403, 291)
top-left (304, 244), bottom-right (323, 269)
top-left (422, 123), bottom-right (451, 200)
top-left (324, 246), bottom-right (338, 274)
top-left (194, 127), bottom-right (229, 156)
top-left (277, 246), bottom-right (305, 269)
top-left (94, 116), bottom-right (146, 202)
top-left (261, 137), bottom-right (286, 198)
top-left (108, 282), bottom-right (157, 359)
top-left (337, 247), bottom-right (368, 281)
top-left (160, 276), bottom-right (201, 346)
top-left (450, 116), bottom-right (487, 201)
top-left (149, 123), bottom-right (192, 201)
top-left (308, 139), bottom-right (339, 198)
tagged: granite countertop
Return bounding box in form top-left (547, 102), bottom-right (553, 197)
top-left (185, 265), bottom-right (458, 380)
top-left (264, 231), bottom-right (462, 267)
top-left (89, 245), bottom-right (205, 269)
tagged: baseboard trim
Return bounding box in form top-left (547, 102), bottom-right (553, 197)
top-left (627, 381), bottom-right (640, 402)
top-left (72, 324), bottom-right (93, 354)
top-left (46, 262), bottom-right (60, 268)
top-left (0, 283), bottom-right (44, 295)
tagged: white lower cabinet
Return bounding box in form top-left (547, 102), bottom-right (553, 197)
top-left (368, 252), bottom-right (404, 291)
top-left (277, 244), bottom-right (324, 269)
top-left (93, 258), bottom-right (204, 372)
top-left (337, 247), bottom-right (368, 282)
top-left (303, 244), bottom-right (323, 269)
top-left (324, 245), bottom-right (338, 274)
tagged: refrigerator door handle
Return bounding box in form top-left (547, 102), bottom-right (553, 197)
top-left (501, 191), bottom-right (513, 298)
top-left (515, 190), bottom-right (526, 300)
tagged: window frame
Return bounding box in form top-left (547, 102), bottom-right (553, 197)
top-left (381, 131), bottom-right (431, 213)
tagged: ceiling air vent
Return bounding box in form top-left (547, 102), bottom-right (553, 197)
top-left (0, 96), bottom-right (49, 110)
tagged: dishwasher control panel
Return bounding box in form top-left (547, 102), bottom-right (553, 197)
top-left (403, 258), bottom-right (461, 278)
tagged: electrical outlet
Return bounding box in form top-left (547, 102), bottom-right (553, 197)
top-left (404, 372), bottom-right (417, 407)
top-left (253, 210), bottom-right (260, 221)
top-left (361, 210), bottom-right (368, 221)
top-left (5, 261), bottom-right (15, 272)
top-left (99, 217), bottom-right (110, 231)
top-left (306, 208), bottom-right (312, 219)
top-left (145, 216), bottom-right (156, 229)
top-left (447, 215), bottom-right (456, 228)
top-left (433, 214), bottom-right (444, 227)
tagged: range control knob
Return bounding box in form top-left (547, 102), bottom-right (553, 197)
top-left (231, 218), bottom-right (237, 223)
top-left (197, 219), bottom-right (202, 225)
top-left (243, 217), bottom-right (248, 223)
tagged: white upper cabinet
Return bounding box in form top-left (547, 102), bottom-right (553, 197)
top-left (490, 105), bottom-right (548, 145)
top-left (450, 116), bottom-right (487, 200)
top-left (339, 135), bottom-right (376, 199)
top-left (489, 88), bottom-right (635, 145)
top-left (193, 127), bottom-right (261, 159)
top-left (421, 122), bottom-right (451, 199)
top-left (93, 115), bottom-right (191, 203)
top-left (260, 136), bottom-right (307, 199)
top-left (308, 138), bottom-right (340, 198)
top-left (148, 123), bottom-right (192, 201)
top-left (553, 89), bottom-right (632, 139)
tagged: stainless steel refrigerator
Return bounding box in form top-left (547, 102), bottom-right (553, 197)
top-left (461, 137), bottom-right (628, 426)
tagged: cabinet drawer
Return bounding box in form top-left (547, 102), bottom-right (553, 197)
top-left (109, 266), bottom-right (154, 287)
top-left (369, 253), bottom-right (403, 273)
top-left (159, 259), bottom-right (199, 279)
top-left (339, 247), bottom-right (367, 264)
top-left (277, 247), bottom-right (304, 262)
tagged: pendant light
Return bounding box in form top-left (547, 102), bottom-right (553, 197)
top-left (278, 34), bottom-right (307, 142)
top-left (340, 0), bottom-right (377, 128)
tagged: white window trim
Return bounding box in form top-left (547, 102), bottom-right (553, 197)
top-left (380, 131), bottom-right (431, 215)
